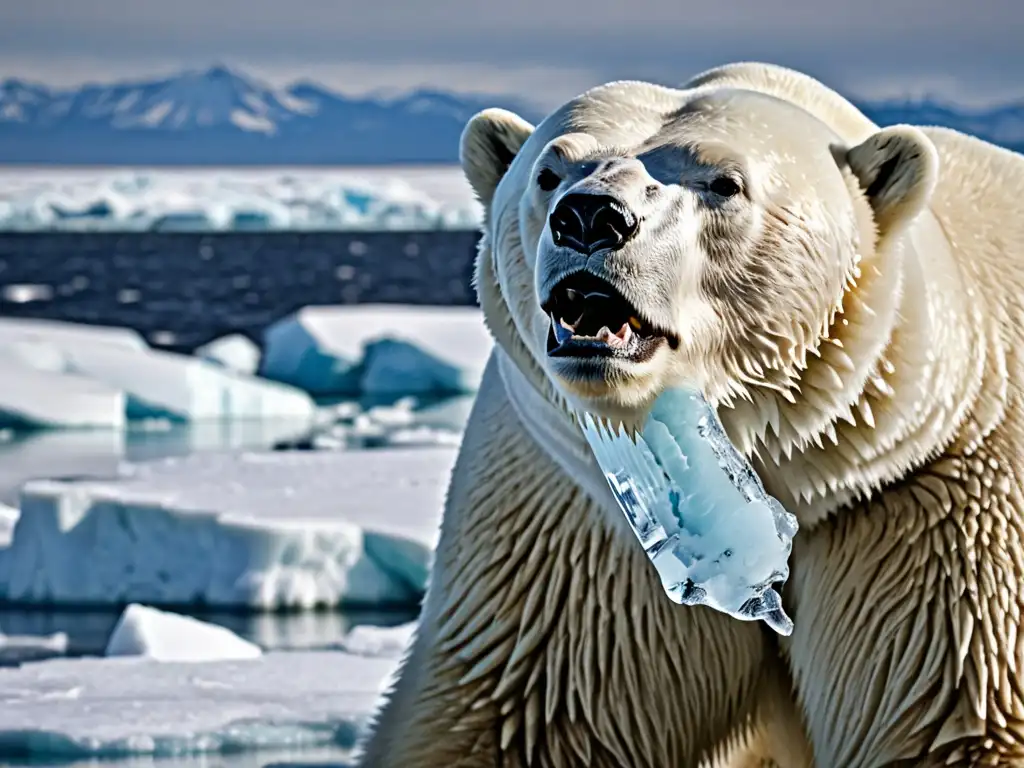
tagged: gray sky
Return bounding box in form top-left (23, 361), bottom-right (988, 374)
top-left (1, 0), bottom-right (1020, 108)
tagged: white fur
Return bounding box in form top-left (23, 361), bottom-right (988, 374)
top-left (360, 62), bottom-right (1024, 767)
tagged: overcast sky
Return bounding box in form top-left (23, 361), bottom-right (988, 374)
top-left (0, 0), bottom-right (1020, 109)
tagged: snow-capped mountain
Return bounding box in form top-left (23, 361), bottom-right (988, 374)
top-left (0, 65), bottom-right (540, 165)
top-left (0, 65), bottom-right (1020, 165)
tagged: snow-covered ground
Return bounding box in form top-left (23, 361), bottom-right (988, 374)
top-left (0, 165), bottom-right (481, 231)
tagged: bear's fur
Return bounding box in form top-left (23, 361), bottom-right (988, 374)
top-left (358, 62), bottom-right (1024, 767)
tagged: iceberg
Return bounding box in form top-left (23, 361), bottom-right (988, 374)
top-left (261, 305), bottom-right (492, 396)
top-left (581, 387), bottom-right (799, 636)
top-left (0, 448), bottom-right (454, 609)
top-left (0, 650), bottom-right (395, 760)
top-left (105, 603), bottom-right (263, 661)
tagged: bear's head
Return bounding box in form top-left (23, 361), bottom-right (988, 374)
top-left (462, 63), bottom-right (939, 446)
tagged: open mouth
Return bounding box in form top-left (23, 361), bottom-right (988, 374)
top-left (541, 272), bottom-right (678, 363)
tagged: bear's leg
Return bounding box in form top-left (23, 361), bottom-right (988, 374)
top-left (358, 354), bottom-right (788, 767)
top-left (785, 453), bottom-right (1024, 767)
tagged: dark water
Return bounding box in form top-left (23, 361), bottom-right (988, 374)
top-left (0, 230), bottom-right (481, 353)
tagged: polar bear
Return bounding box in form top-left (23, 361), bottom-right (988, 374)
top-left (358, 62), bottom-right (1024, 767)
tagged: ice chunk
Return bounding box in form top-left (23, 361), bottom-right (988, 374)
top-left (0, 448), bottom-right (454, 609)
top-left (195, 333), bottom-right (261, 374)
top-left (0, 363), bottom-right (127, 430)
top-left (0, 318), bottom-right (312, 423)
top-left (581, 387), bottom-right (799, 635)
top-left (339, 622), bottom-right (417, 659)
top-left (260, 305), bottom-right (491, 396)
top-left (105, 604), bottom-right (263, 661)
top-left (58, 342), bottom-right (315, 422)
top-left (0, 650), bottom-right (395, 759)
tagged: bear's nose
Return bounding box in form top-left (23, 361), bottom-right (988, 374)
top-left (549, 193), bottom-right (639, 255)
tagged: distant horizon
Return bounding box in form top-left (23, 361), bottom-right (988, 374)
top-left (2, 60), bottom-right (1021, 113)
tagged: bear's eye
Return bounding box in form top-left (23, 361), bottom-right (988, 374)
top-left (708, 176), bottom-right (741, 198)
top-left (537, 168), bottom-right (562, 192)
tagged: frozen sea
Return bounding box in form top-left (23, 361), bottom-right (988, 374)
top-left (0, 305), bottom-right (488, 768)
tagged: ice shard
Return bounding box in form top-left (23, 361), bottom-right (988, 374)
top-left (580, 386), bottom-right (799, 636)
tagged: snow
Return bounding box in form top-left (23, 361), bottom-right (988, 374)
top-left (0, 166), bottom-right (480, 232)
top-left (261, 304), bottom-right (492, 396)
top-left (0, 318), bottom-right (315, 426)
top-left (105, 604), bottom-right (263, 662)
top-left (195, 333), bottom-right (261, 374)
top-left (581, 386), bottom-right (800, 636)
top-left (0, 650), bottom-right (394, 759)
top-left (0, 448), bottom-right (454, 609)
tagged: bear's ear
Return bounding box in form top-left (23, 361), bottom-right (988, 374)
top-left (841, 125), bottom-right (939, 235)
top-left (460, 108), bottom-right (535, 208)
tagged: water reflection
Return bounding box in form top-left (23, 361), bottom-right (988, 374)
top-left (0, 605), bottom-right (418, 661)
top-left (0, 417), bottom-right (317, 506)
top-left (0, 394), bottom-right (475, 507)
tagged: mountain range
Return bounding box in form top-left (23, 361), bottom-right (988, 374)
top-left (0, 65), bottom-right (1021, 165)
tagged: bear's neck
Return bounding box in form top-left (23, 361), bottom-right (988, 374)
top-left (404, 359), bottom-right (764, 767)
top-left (721, 208), bottom-right (985, 528)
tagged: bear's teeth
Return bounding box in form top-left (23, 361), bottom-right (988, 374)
top-left (552, 314), bottom-right (575, 344)
top-left (598, 324), bottom-right (632, 349)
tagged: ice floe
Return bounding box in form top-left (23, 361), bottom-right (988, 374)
top-left (104, 604), bottom-right (263, 662)
top-left (0, 448), bottom-right (454, 609)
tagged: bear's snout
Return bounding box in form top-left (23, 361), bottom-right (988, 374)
top-left (548, 192), bottom-right (639, 256)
